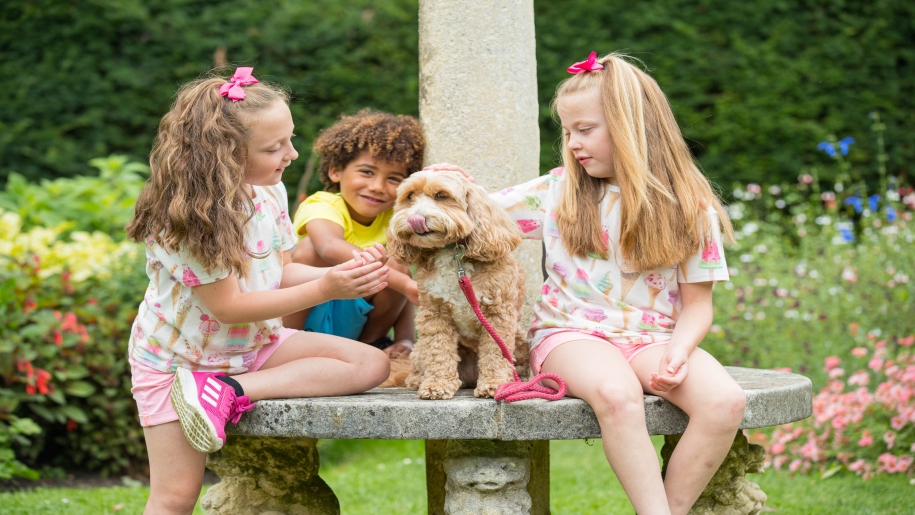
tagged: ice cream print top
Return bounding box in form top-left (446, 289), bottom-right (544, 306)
top-left (128, 183), bottom-right (296, 374)
top-left (493, 168), bottom-right (730, 351)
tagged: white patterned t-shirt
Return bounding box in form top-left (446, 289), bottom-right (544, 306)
top-left (128, 183), bottom-right (297, 374)
top-left (491, 168), bottom-right (729, 351)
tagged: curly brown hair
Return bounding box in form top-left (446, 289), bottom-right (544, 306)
top-left (126, 69), bottom-right (290, 278)
top-left (313, 109), bottom-right (425, 193)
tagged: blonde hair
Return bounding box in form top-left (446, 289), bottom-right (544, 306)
top-left (552, 52), bottom-right (733, 271)
top-left (126, 70), bottom-right (290, 277)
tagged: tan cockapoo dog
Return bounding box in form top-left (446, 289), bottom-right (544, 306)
top-left (387, 171), bottom-right (530, 400)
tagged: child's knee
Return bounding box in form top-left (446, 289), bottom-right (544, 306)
top-left (361, 347), bottom-right (391, 386)
top-left (702, 385), bottom-right (746, 429)
top-left (149, 483), bottom-right (201, 513)
top-left (590, 381), bottom-right (644, 421)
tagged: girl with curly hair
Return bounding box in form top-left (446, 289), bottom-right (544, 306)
top-left (125, 68), bottom-right (391, 514)
top-left (288, 109), bottom-right (425, 357)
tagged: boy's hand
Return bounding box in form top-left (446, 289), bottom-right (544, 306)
top-left (423, 162), bottom-right (474, 182)
top-left (351, 243), bottom-right (389, 267)
top-left (384, 340), bottom-right (413, 358)
top-left (648, 347), bottom-right (689, 393)
top-left (320, 258), bottom-right (388, 300)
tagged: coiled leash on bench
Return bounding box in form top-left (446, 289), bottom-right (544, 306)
top-left (453, 244), bottom-right (567, 402)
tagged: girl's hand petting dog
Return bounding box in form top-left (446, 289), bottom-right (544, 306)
top-left (423, 162), bottom-right (474, 182)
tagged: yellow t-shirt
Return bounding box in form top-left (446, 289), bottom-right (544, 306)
top-left (291, 191), bottom-right (392, 248)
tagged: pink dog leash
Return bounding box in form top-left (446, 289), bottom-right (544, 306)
top-left (453, 244), bottom-right (567, 402)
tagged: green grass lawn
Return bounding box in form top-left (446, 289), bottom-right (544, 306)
top-left (2, 438), bottom-right (913, 514)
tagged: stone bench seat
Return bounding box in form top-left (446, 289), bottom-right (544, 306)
top-left (201, 367), bottom-right (812, 515)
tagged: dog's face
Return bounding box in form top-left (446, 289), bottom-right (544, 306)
top-left (387, 170), bottom-right (523, 265)
top-left (389, 171), bottom-right (477, 249)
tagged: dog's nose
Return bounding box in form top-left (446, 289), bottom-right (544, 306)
top-left (407, 214), bottom-right (430, 234)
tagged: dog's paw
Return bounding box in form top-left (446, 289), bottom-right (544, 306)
top-left (417, 379), bottom-right (460, 400)
top-left (405, 373), bottom-right (422, 391)
top-left (474, 381), bottom-right (503, 398)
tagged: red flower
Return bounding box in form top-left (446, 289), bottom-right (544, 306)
top-left (35, 369), bottom-right (51, 395)
top-left (53, 330), bottom-right (63, 346)
top-left (66, 419), bottom-right (79, 432)
top-left (23, 297), bottom-right (37, 314)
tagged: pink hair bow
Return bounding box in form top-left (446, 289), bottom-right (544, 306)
top-left (219, 67), bottom-right (259, 102)
top-left (567, 51), bottom-right (604, 74)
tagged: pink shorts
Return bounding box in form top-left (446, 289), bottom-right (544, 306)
top-left (129, 327), bottom-right (297, 427)
top-left (530, 330), bottom-right (669, 374)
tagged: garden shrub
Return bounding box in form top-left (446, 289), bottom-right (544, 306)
top-left (0, 155), bottom-right (148, 241)
top-left (0, 200), bottom-right (148, 475)
top-left (753, 338), bottom-right (914, 478)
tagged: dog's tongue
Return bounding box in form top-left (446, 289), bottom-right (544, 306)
top-left (407, 214), bottom-right (429, 234)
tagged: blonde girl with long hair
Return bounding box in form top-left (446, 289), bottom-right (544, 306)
top-left (427, 52), bottom-right (746, 514)
top-left (125, 68), bottom-right (391, 514)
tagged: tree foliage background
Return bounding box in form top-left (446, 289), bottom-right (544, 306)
top-left (1, 0), bottom-right (912, 190)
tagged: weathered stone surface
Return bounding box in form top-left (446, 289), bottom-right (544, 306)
top-left (662, 431), bottom-right (768, 515)
top-left (229, 367), bottom-right (812, 440)
top-left (427, 440), bottom-right (548, 515)
top-left (418, 0), bottom-right (543, 323)
top-left (201, 435), bottom-right (338, 515)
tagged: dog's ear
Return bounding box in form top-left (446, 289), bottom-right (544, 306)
top-left (386, 226), bottom-right (427, 266)
top-left (463, 183), bottom-right (523, 261)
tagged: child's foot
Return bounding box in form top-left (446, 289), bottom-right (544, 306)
top-left (170, 368), bottom-right (255, 453)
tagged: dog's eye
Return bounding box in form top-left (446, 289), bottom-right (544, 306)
top-left (434, 192), bottom-right (449, 200)
top-left (406, 192), bottom-right (414, 201)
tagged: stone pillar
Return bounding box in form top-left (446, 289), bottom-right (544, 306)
top-left (201, 435), bottom-right (338, 515)
top-left (661, 431), bottom-right (768, 515)
top-left (418, 0), bottom-right (543, 318)
top-left (426, 439), bottom-right (549, 515)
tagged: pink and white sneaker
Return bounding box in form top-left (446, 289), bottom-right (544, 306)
top-left (170, 368), bottom-right (255, 453)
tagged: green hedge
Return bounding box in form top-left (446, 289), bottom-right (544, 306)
top-left (1, 0), bottom-right (912, 188)
top-left (0, 0), bottom-right (419, 189)
top-left (534, 0), bottom-right (915, 185)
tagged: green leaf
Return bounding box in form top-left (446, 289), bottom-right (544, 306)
top-left (63, 381), bottom-right (96, 397)
top-left (821, 465), bottom-right (843, 480)
top-left (61, 405), bottom-right (88, 424)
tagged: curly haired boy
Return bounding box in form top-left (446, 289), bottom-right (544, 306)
top-left (286, 109), bottom-right (424, 356)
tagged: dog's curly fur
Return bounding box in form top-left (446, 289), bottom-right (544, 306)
top-left (387, 171), bottom-right (530, 400)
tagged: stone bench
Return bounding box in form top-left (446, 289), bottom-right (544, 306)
top-left (199, 367), bottom-right (812, 515)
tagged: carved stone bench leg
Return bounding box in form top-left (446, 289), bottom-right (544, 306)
top-left (201, 435), bottom-right (339, 515)
top-left (426, 440), bottom-right (549, 515)
top-left (661, 431), bottom-right (767, 515)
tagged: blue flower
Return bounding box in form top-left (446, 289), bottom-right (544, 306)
top-left (868, 194), bottom-right (881, 212)
top-left (837, 137), bottom-right (856, 156)
top-left (817, 141), bottom-right (837, 157)
top-left (839, 227), bottom-right (854, 242)
top-left (887, 206), bottom-right (897, 222)
top-left (844, 196), bottom-right (862, 213)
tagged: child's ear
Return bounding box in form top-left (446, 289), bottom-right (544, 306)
top-left (328, 167), bottom-right (342, 183)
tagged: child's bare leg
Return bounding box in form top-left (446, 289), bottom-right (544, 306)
top-left (143, 422), bottom-right (207, 515)
top-left (541, 340), bottom-right (672, 515)
top-left (233, 331), bottom-right (389, 400)
top-left (358, 260), bottom-right (413, 346)
top-left (358, 287), bottom-right (408, 344)
top-left (630, 346), bottom-right (746, 515)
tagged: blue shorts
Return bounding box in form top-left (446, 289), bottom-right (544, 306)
top-left (303, 298), bottom-right (373, 340)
